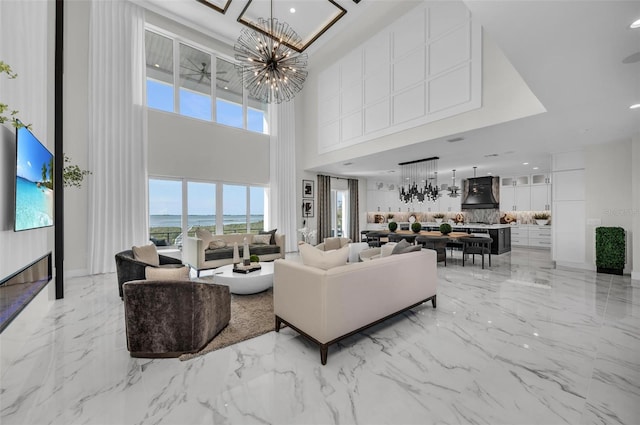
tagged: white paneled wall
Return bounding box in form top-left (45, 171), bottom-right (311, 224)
top-left (317, 1), bottom-right (481, 153)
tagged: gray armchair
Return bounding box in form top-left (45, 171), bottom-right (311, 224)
top-left (123, 280), bottom-right (231, 358)
top-left (115, 250), bottom-right (184, 298)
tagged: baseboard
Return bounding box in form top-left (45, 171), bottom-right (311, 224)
top-left (555, 261), bottom-right (596, 272)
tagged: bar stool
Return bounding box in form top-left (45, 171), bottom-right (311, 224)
top-left (460, 236), bottom-right (492, 269)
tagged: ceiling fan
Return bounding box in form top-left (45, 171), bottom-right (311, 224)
top-left (181, 59), bottom-right (228, 84)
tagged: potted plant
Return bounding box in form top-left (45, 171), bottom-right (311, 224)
top-left (387, 213), bottom-right (394, 222)
top-left (439, 223), bottom-right (452, 235)
top-left (533, 212), bottom-right (550, 226)
top-left (249, 254), bottom-right (260, 264)
top-left (411, 222), bottom-right (422, 233)
top-left (388, 221), bottom-right (398, 232)
top-left (595, 227), bottom-right (625, 275)
top-left (433, 213), bottom-right (445, 224)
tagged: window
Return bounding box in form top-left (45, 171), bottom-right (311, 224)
top-left (331, 189), bottom-right (348, 237)
top-left (179, 43), bottom-right (212, 120)
top-left (144, 28), bottom-right (268, 134)
top-left (188, 182), bottom-right (216, 235)
top-left (145, 31), bottom-right (174, 112)
top-left (148, 178), bottom-right (182, 245)
top-left (249, 186), bottom-right (266, 233)
top-left (223, 184), bottom-right (247, 234)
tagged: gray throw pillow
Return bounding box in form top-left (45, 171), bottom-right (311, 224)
top-left (391, 239), bottom-right (411, 255)
top-left (400, 245), bottom-right (423, 254)
top-left (259, 229), bottom-right (277, 245)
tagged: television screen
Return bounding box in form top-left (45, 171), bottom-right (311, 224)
top-left (14, 122), bottom-right (54, 231)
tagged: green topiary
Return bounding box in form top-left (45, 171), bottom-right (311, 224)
top-left (249, 254), bottom-right (260, 263)
top-left (411, 222), bottom-right (422, 233)
top-left (388, 221), bottom-right (398, 232)
top-left (595, 227), bottom-right (625, 273)
top-left (439, 223), bottom-right (452, 235)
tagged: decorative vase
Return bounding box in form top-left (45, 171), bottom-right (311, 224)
top-left (243, 237), bottom-right (250, 266)
top-left (435, 218), bottom-right (443, 224)
top-left (535, 220), bottom-right (548, 226)
top-left (233, 242), bottom-right (240, 265)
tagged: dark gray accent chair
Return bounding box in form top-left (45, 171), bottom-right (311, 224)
top-left (416, 236), bottom-right (449, 266)
top-left (115, 250), bottom-right (184, 298)
top-left (122, 280), bottom-right (231, 358)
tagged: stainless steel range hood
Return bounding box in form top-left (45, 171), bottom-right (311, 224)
top-left (462, 176), bottom-right (499, 209)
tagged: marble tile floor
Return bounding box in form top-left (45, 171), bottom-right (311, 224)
top-left (1, 248), bottom-right (639, 425)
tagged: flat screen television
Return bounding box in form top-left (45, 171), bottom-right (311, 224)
top-left (14, 121), bottom-right (54, 231)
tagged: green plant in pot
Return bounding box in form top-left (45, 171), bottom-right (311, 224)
top-left (433, 213), bottom-right (445, 224)
top-left (533, 212), bottom-right (550, 226)
top-left (388, 221), bottom-right (398, 232)
top-left (439, 223), bottom-right (452, 235)
top-left (411, 222), bottom-right (422, 233)
top-left (595, 227), bottom-right (625, 275)
top-left (249, 254), bottom-right (260, 263)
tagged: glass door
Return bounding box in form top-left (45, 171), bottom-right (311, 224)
top-left (331, 189), bottom-right (348, 237)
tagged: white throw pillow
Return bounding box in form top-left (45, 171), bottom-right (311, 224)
top-left (145, 265), bottom-right (190, 280)
top-left (195, 228), bottom-right (214, 246)
top-left (132, 244), bottom-right (159, 266)
top-left (323, 237), bottom-right (342, 251)
top-left (298, 242), bottom-right (349, 270)
top-left (208, 239), bottom-right (227, 249)
top-left (252, 234), bottom-right (272, 245)
top-left (380, 242), bottom-right (397, 258)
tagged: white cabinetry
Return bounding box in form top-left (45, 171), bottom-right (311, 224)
top-left (509, 225), bottom-right (529, 247)
top-left (510, 225), bottom-right (551, 248)
top-left (500, 176), bottom-right (530, 211)
top-left (530, 174), bottom-right (551, 211)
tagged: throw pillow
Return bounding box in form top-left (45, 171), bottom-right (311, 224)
top-left (208, 239), bottom-right (227, 249)
top-left (253, 234), bottom-right (271, 245)
top-left (380, 242), bottom-right (397, 258)
top-left (298, 242), bottom-right (349, 270)
top-left (145, 265), bottom-right (190, 280)
top-left (323, 237), bottom-right (342, 251)
top-left (259, 228), bottom-right (277, 245)
top-left (195, 228), bottom-right (214, 246)
top-left (132, 244), bottom-right (159, 266)
top-left (400, 245), bottom-right (422, 254)
top-left (391, 239), bottom-right (411, 255)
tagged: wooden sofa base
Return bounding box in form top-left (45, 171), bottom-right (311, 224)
top-left (275, 294), bottom-right (436, 365)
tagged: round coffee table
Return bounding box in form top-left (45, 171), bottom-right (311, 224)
top-left (212, 262), bottom-right (274, 295)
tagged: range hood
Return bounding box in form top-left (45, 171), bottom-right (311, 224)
top-left (462, 176), bottom-right (499, 209)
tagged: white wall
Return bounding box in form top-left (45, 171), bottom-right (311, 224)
top-left (632, 134), bottom-right (640, 281)
top-left (585, 140), bottom-right (633, 273)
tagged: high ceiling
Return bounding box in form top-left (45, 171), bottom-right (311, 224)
top-left (139, 0), bottom-right (640, 182)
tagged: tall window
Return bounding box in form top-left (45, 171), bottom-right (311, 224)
top-left (188, 182), bottom-right (216, 235)
top-left (179, 44), bottom-right (212, 120)
top-left (145, 31), bottom-right (174, 112)
top-left (148, 178), bottom-right (182, 245)
top-left (249, 186), bottom-right (266, 233)
top-left (144, 28), bottom-right (268, 134)
top-left (223, 184), bottom-right (247, 234)
top-left (331, 189), bottom-right (348, 237)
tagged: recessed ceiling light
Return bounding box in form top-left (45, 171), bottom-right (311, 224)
top-left (631, 18), bottom-right (640, 28)
top-left (487, 172), bottom-right (492, 175)
top-left (290, 7), bottom-right (296, 13)
top-left (154, 63), bottom-right (160, 68)
top-left (533, 166), bottom-right (539, 170)
top-left (224, 86), bottom-right (229, 90)
top-left (523, 162), bottom-right (529, 165)
top-left (630, 103), bottom-right (640, 109)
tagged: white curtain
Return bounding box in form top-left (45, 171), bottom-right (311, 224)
top-left (87, 0), bottom-right (147, 274)
top-left (269, 101), bottom-right (297, 252)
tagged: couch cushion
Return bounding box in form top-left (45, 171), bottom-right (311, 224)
top-left (195, 228), bottom-right (214, 246)
top-left (323, 237), bottom-right (342, 251)
top-left (259, 229), bottom-right (277, 245)
top-left (204, 244), bottom-right (280, 261)
top-left (380, 242), bottom-right (397, 258)
top-left (398, 245), bottom-right (423, 254)
top-left (298, 242), bottom-right (349, 270)
top-left (132, 244), bottom-right (159, 266)
top-left (145, 265), bottom-right (190, 280)
top-left (252, 234), bottom-right (272, 245)
top-left (391, 239), bottom-right (411, 255)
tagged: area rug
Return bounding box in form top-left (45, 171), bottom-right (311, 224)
top-left (179, 288), bottom-right (274, 361)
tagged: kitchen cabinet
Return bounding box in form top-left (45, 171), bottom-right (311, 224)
top-left (530, 174), bottom-right (551, 211)
top-left (488, 227), bottom-right (511, 255)
top-left (501, 175), bottom-right (552, 211)
top-left (509, 225), bottom-right (551, 249)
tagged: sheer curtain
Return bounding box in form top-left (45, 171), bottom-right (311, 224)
top-left (348, 178), bottom-right (359, 243)
top-left (269, 101), bottom-right (297, 252)
top-left (316, 175), bottom-right (332, 242)
top-left (87, 0), bottom-right (147, 274)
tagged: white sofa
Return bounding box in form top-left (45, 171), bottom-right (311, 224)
top-left (274, 249), bottom-right (437, 364)
top-left (183, 233), bottom-right (285, 276)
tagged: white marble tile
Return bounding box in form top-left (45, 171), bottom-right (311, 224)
top-left (1, 248), bottom-right (640, 424)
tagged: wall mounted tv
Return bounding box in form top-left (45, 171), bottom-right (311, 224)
top-left (14, 121), bottom-right (54, 231)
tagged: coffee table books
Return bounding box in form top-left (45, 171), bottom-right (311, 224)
top-left (233, 263), bottom-right (262, 274)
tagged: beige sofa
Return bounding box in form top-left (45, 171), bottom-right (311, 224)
top-left (274, 249), bottom-right (437, 364)
top-left (183, 233), bottom-right (285, 276)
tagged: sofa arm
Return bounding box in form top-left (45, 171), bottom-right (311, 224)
top-left (183, 237), bottom-right (206, 269)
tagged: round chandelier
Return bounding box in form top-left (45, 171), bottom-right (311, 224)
top-left (398, 157), bottom-right (440, 204)
top-left (234, 9), bottom-right (308, 104)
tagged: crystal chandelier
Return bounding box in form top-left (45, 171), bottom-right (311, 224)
top-left (398, 157), bottom-right (440, 204)
top-left (448, 169), bottom-right (460, 198)
top-left (234, 0), bottom-right (308, 104)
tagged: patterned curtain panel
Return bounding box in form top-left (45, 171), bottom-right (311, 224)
top-left (316, 175), bottom-right (332, 242)
top-left (348, 179), bottom-right (359, 243)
